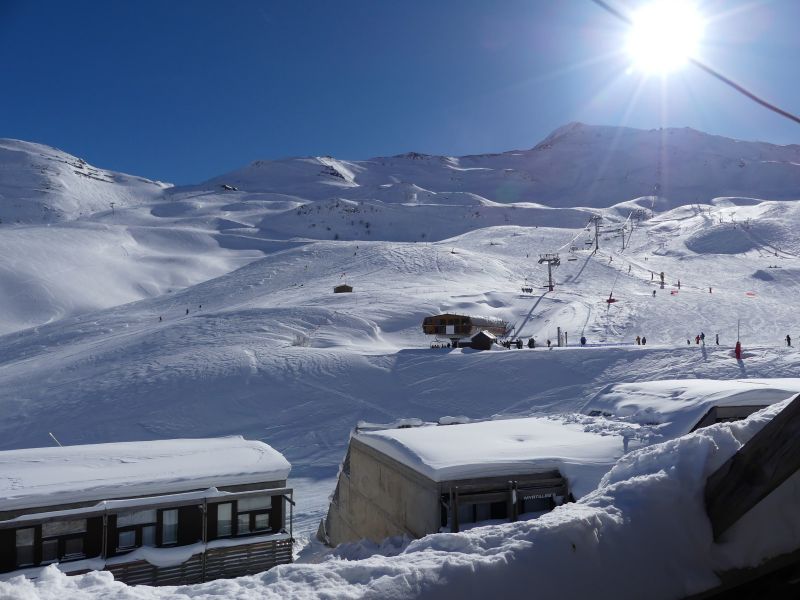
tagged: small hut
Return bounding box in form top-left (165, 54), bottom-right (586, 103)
top-left (334, 284), bottom-right (353, 294)
top-left (470, 330), bottom-right (496, 351)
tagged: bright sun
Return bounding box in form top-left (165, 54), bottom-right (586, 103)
top-left (627, 0), bottom-right (705, 74)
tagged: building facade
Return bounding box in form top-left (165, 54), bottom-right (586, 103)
top-left (0, 437), bottom-right (293, 585)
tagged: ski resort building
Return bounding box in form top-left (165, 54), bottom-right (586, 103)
top-left (318, 417), bottom-right (623, 546)
top-left (422, 314), bottom-right (508, 346)
top-left (0, 437), bottom-right (294, 585)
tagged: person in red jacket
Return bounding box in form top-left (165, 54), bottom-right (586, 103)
top-left (735, 341), bottom-right (742, 360)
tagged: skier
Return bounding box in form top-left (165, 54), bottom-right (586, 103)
top-left (547, 339), bottom-right (551, 348)
top-left (636, 336), bottom-right (641, 345)
top-left (715, 333), bottom-right (719, 345)
top-left (678, 280), bottom-right (681, 289)
top-left (709, 287), bottom-right (712, 294)
top-left (695, 335), bottom-right (700, 345)
top-left (700, 332), bottom-right (705, 345)
top-left (528, 338), bottom-right (535, 349)
top-left (687, 339), bottom-right (691, 345)
top-left (159, 316), bottom-right (162, 322)
top-left (735, 341), bottom-right (742, 360)
top-left (652, 290), bottom-right (656, 298)
top-left (580, 336), bottom-right (587, 346)
top-left (787, 334), bottom-right (792, 347)
top-left (185, 308), bottom-right (189, 315)
top-left (641, 336), bottom-right (647, 345)
top-left (516, 339), bottom-right (523, 349)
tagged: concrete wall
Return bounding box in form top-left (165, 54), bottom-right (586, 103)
top-left (322, 439), bottom-right (441, 546)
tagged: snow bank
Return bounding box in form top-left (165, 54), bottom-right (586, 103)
top-left (3, 400), bottom-right (799, 599)
top-left (0, 437), bottom-right (290, 511)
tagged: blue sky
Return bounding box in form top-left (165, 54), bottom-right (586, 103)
top-left (1, 0), bottom-right (797, 184)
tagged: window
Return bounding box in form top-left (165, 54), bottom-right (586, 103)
top-left (63, 537), bottom-right (84, 559)
top-left (15, 528), bottom-right (35, 567)
top-left (235, 496), bottom-right (271, 536)
top-left (42, 539), bottom-right (58, 563)
top-left (116, 509), bottom-right (158, 551)
top-left (117, 530), bottom-right (136, 550)
top-left (454, 501), bottom-right (507, 527)
top-left (40, 519), bottom-right (87, 563)
top-left (209, 496), bottom-right (276, 540)
top-left (161, 509), bottom-right (178, 545)
top-left (117, 509), bottom-right (156, 528)
top-left (216, 503), bottom-right (232, 537)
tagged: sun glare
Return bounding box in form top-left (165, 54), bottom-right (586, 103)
top-left (627, 0), bottom-right (704, 74)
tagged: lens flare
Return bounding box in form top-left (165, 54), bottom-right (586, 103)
top-left (627, 0), bottom-right (705, 73)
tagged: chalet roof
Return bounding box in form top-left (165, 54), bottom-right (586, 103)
top-left (0, 436), bottom-right (291, 512)
top-left (472, 330), bottom-right (497, 340)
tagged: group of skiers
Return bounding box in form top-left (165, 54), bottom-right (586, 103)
top-left (157, 305), bottom-right (203, 322)
top-left (634, 335), bottom-right (648, 345)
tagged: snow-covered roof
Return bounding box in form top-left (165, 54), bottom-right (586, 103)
top-left (355, 417), bottom-right (624, 494)
top-left (582, 379), bottom-right (800, 438)
top-left (0, 436), bottom-right (291, 512)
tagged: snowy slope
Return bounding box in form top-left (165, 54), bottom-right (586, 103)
top-left (0, 139), bottom-right (168, 223)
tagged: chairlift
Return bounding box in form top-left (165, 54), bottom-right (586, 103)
top-left (521, 278), bottom-right (534, 295)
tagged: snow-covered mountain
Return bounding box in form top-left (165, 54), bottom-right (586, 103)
top-left (200, 123), bottom-right (800, 208)
top-left (0, 139), bottom-right (168, 224)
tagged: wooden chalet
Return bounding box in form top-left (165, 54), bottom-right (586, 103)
top-left (470, 330), bottom-right (497, 351)
top-left (422, 314), bottom-right (508, 341)
top-left (0, 437), bottom-right (293, 586)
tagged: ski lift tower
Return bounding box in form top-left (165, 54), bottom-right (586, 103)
top-left (538, 253), bottom-right (561, 292)
top-left (589, 215), bottom-right (603, 252)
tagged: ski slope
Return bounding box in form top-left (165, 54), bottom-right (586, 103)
top-left (1, 124), bottom-right (800, 597)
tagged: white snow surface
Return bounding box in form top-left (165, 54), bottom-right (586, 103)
top-left (356, 417), bottom-right (624, 494)
top-left (2, 401), bottom-right (800, 599)
top-left (0, 437), bottom-right (290, 511)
